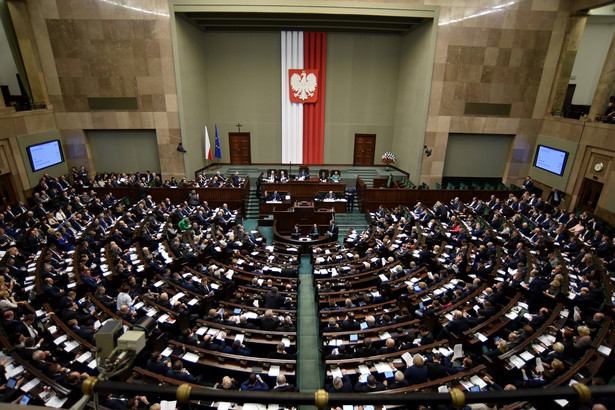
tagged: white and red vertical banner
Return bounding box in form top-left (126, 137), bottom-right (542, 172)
top-left (281, 31), bottom-right (327, 164)
top-left (281, 31), bottom-right (304, 164)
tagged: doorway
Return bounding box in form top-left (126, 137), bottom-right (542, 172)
top-left (577, 178), bottom-right (603, 213)
top-left (0, 174), bottom-right (17, 206)
top-left (353, 134), bottom-right (376, 166)
top-left (229, 133), bottom-right (251, 165)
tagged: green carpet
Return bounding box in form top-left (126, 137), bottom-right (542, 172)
top-left (242, 219), bottom-right (259, 233)
top-left (245, 218), bottom-right (325, 403)
top-left (297, 255), bottom-right (323, 400)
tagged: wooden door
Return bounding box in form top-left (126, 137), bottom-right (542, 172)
top-left (353, 134), bottom-right (376, 166)
top-left (577, 178), bottom-right (603, 213)
top-left (0, 174), bottom-right (16, 206)
top-left (229, 132), bottom-right (251, 164)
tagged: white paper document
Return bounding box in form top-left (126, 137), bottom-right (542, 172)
top-left (182, 352), bottom-right (199, 363)
top-left (268, 365), bottom-right (280, 377)
top-left (20, 378), bottom-right (40, 392)
top-left (76, 351), bottom-right (93, 363)
top-left (454, 344), bottom-right (463, 357)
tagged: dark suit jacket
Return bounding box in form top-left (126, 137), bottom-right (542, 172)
top-left (263, 292), bottom-right (285, 309)
top-left (446, 318), bottom-right (470, 335)
top-left (146, 359), bottom-right (168, 375)
top-left (75, 327), bottom-right (96, 344)
top-left (260, 317), bottom-right (279, 331)
top-left (426, 361), bottom-right (448, 380)
top-left (166, 369), bottom-right (196, 383)
top-left (404, 365), bottom-right (429, 385)
top-left (340, 319), bottom-right (360, 331)
top-left (328, 224), bottom-right (339, 240)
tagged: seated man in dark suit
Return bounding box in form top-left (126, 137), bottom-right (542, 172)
top-left (326, 373), bottom-right (353, 393)
top-left (268, 342), bottom-right (294, 360)
top-left (437, 310), bottom-right (470, 340)
top-left (340, 312), bottom-right (360, 331)
top-left (223, 340), bottom-right (252, 356)
top-left (426, 353), bottom-right (448, 380)
top-left (270, 190), bottom-right (282, 201)
top-left (75, 319), bottom-right (96, 345)
top-left (273, 374), bottom-right (297, 392)
top-left (355, 339), bottom-right (377, 357)
top-left (230, 171), bottom-right (242, 187)
top-left (62, 301), bottom-right (93, 325)
top-left (445, 355), bottom-right (473, 375)
top-left (42, 277), bottom-right (65, 299)
top-left (415, 325), bottom-right (435, 346)
top-left (146, 351), bottom-right (170, 375)
top-left (264, 286), bottom-right (285, 309)
top-left (166, 360), bottom-right (201, 383)
top-left (166, 360), bottom-right (199, 383)
top-left (259, 309), bottom-right (279, 331)
top-left (354, 374), bottom-right (386, 392)
top-left (322, 318), bottom-right (340, 333)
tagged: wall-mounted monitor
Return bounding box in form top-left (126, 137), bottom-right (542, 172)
top-left (533, 145), bottom-right (569, 176)
top-left (27, 140), bottom-right (64, 172)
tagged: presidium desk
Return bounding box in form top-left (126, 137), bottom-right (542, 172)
top-left (260, 179), bottom-right (347, 216)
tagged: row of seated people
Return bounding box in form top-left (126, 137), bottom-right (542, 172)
top-left (2, 170), bottom-right (612, 406)
top-left (315, 198), bottom-right (614, 409)
top-left (258, 168), bottom-right (343, 183)
top-left (90, 169), bottom-right (246, 189)
top-left (118, 192), bottom-right (300, 385)
top-left (0, 170), bottom-right (305, 406)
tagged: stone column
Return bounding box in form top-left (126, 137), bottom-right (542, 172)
top-left (548, 16), bottom-right (587, 114)
top-left (7, 1), bottom-right (48, 105)
top-left (588, 31), bottom-right (615, 119)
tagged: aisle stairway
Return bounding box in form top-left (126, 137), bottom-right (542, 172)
top-left (296, 255), bottom-right (323, 395)
top-left (245, 185), bottom-right (260, 219)
top-left (247, 221), bottom-right (324, 396)
top-left (334, 212), bottom-right (369, 245)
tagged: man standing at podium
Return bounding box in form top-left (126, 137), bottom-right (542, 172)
top-left (327, 219), bottom-right (339, 242)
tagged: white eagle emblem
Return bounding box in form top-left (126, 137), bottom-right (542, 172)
top-left (290, 71), bottom-right (317, 101)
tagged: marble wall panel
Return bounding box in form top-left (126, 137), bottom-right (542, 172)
top-left (35, 0), bottom-right (182, 177)
top-left (18, 0), bottom-right (586, 188)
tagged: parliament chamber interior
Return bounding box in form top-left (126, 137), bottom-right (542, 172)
top-left (1, 0), bottom-right (615, 409)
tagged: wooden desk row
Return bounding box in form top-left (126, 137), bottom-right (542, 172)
top-left (80, 180), bottom-right (250, 217)
top-left (261, 179), bottom-right (347, 202)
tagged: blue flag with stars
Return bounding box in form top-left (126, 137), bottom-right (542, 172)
top-left (214, 125), bottom-right (222, 159)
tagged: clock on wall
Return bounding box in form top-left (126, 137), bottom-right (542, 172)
top-left (594, 162), bottom-right (604, 172)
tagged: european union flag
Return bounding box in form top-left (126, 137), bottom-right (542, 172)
top-left (214, 125), bottom-right (222, 159)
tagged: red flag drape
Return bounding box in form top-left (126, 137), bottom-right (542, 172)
top-left (303, 32), bottom-right (326, 164)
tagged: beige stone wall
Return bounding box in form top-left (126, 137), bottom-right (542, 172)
top-left (0, 109), bottom-right (57, 196)
top-left (16, 0), bottom-right (185, 180)
top-left (3, 0), bottom-right (614, 224)
top-left (421, 0), bottom-right (573, 187)
top-left (536, 118), bottom-right (615, 223)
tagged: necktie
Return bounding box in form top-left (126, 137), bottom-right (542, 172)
top-left (28, 324), bottom-right (38, 338)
